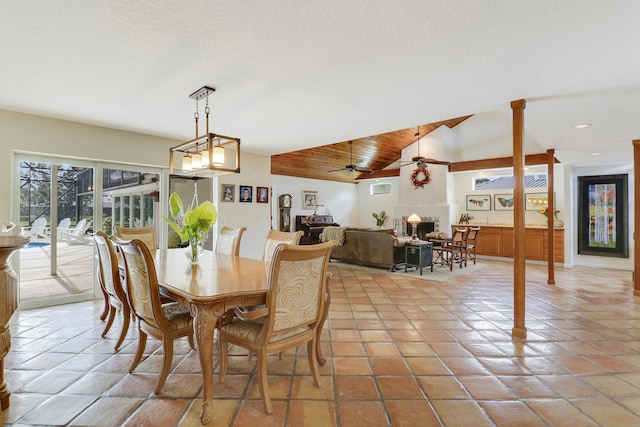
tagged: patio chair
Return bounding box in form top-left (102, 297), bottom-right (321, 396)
top-left (66, 219), bottom-right (93, 244)
top-left (56, 218), bottom-right (72, 241)
top-left (218, 241), bottom-right (336, 414)
top-left (21, 217), bottom-right (48, 239)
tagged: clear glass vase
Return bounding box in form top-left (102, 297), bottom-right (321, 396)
top-left (185, 238), bottom-right (204, 264)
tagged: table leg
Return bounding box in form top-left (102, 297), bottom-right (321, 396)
top-left (190, 302), bottom-right (224, 425)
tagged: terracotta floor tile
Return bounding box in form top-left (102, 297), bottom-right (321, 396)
top-left (573, 397), bottom-right (640, 426)
top-left (288, 400), bottom-right (337, 426)
top-left (498, 375), bottom-right (559, 398)
top-left (334, 357), bottom-right (373, 375)
top-left (385, 400), bottom-right (440, 426)
top-left (418, 375), bottom-right (470, 399)
top-left (431, 400), bottom-right (495, 426)
top-left (337, 401), bottom-right (388, 427)
top-left (123, 399), bottom-right (191, 427)
top-left (480, 400), bottom-right (547, 427)
top-left (525, 398), bottom-right (600, 427)
top-left (405, 357), bottom-right (450, 375)
top-left (335, 376), bottom-right (379, 399)
top-left (69, 397), bottom-right (144, 427)
top-left (376, 376), bottom-right (424, 399)
top-left (458, 376), bottom-right (516, 400)
top-left (370, 357), bottom-right (411, 376)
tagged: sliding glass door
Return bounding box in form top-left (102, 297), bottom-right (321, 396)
top-left (16, 154), bottom-right (163, 309)
top-left (18, 156), bottom-right (95, 308)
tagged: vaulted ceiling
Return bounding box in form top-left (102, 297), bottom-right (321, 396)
top-left (271, 116), bottom-right (470, 183)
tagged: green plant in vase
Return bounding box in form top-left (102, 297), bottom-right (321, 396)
top-left (372, 210), bottom-right (388, 227)
top-left (163, 191), bottom-right (217, 263)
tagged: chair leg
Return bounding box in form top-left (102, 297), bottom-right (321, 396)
top-left (99, 289), bottom-right (109, 321)
top-left (155, 338), bottom-right (174, 394)
top-left (219, 338), bottom-right (228, 383)
top-left (257, 349), bottom-right (273, 414)
top-left (129, 329), bottom-right (147, 373)
top-left (307, 339), bottom-right (321, 387)
top-left (114, 306), bottom-right (130, 351)
top-left (101, 305), bottom-right (116, 338)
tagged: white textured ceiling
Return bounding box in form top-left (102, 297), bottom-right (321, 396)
top-left (1, 1), bottom-right (639, 166)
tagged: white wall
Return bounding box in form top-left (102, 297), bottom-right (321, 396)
top-left (213, 151), bottom-right (272, 260)
top-left (355, 176), bottom-right (400, 229)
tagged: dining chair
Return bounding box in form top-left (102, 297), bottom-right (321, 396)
top-left (218, 241), bottom-right (336, 414)
top-left (438, 227), bottom-right (468, 271)
top-left (115, 226), bottom-right (157, 252)
top-left (116, 238), bottom-right (195, 394)
top-left (216, 226), bottom-right (247, 256)
top-left (463, 226), bottom-right (480, 265)
top-left (263, 229), bottom-right (303, 264)
top-left (93, 231), bottom-right (130, 351)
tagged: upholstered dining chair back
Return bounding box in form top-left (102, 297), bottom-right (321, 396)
top-left (92, 231), bottom-right (130, 351)
top-left (262, 229), bottom-right (303, 265)
top-left (116, 238), bottom-right (194, 394)
top-left (218, 240), bottom-right (337, 414)
top-left (115, 226), bottom-right (157, 252)
top-left (216, 226), bottom-right (247, 256)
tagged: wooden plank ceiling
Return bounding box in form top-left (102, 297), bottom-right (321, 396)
top-left (271, 116), bottom-right (471, 184)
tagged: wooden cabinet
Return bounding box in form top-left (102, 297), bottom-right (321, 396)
top-left (452, 225), bottom-right (564, 262)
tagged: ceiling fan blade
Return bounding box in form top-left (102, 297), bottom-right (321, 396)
top-left (354, 167), bottom-right (374, 173)
top-left (422, 158), bottom-right (450, 165)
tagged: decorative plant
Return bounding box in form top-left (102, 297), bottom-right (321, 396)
top-left (372, 210), bottom-right (388, 227)
top-left (162, 191), bottom-right (217, 262)
top-left (538, 206), bottom-right (560, 220)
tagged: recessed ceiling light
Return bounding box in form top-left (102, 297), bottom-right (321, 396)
top-left (574, 123), bottom-right (591, 129)
top-left (590, 152), bottom-right (600, 156)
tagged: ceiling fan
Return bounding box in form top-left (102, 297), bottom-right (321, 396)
top-left (328, 141), bottom-right (374, 174)
top-left (396, 127), bottom-right (450, 170)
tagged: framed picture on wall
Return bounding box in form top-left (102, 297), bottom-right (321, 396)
top-left (220, 184), bottom-right (235, 202)
top-left (256, 186), bottom-right (269, 203)
top-left (239, 185), bottom-right (252, 203)
top-left (525, 192), bottom-right (555, 211)
top-left (577, 174), bottom-right (628, 257)
top-left (302, 190), bottom-right (318, 209)
top-left (466, 195), bottom-right (491, 211)
top-left (494, 194), bottom-right (514, 211)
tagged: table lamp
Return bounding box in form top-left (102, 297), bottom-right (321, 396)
top-left (407, 213), bottom-right (421, 241)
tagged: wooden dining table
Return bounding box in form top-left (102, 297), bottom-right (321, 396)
top-left (151, 248), bottom-right (330, 425)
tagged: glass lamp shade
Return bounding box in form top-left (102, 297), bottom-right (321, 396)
top-left (191, 152), bottom-right (202, 169)
top-left (213, 146), bottom-right (225, 166)
top-left (182, 155), bottom-right (192, 172)
top-left (201, 149), bottom-right (209, 166)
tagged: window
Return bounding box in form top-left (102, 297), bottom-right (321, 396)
top-left (370, 183), bottom-right (392, 195)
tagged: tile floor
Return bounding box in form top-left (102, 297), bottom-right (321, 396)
top-left (3, 258), bottom-right (640, 426)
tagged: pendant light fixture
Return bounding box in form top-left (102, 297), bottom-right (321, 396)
top-left (169, 86), bottom-right (241, 177)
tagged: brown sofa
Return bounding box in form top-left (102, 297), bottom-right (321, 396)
top-left (324, 228), bottom-right (410, 271)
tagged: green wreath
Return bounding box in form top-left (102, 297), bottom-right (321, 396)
top-left (410, 167), bottom-right (431, 188)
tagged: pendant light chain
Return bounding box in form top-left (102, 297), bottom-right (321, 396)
top-left (194, 97), bottom-right (200, 138)
top-left (205, 93), bottom-right (210, 134)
